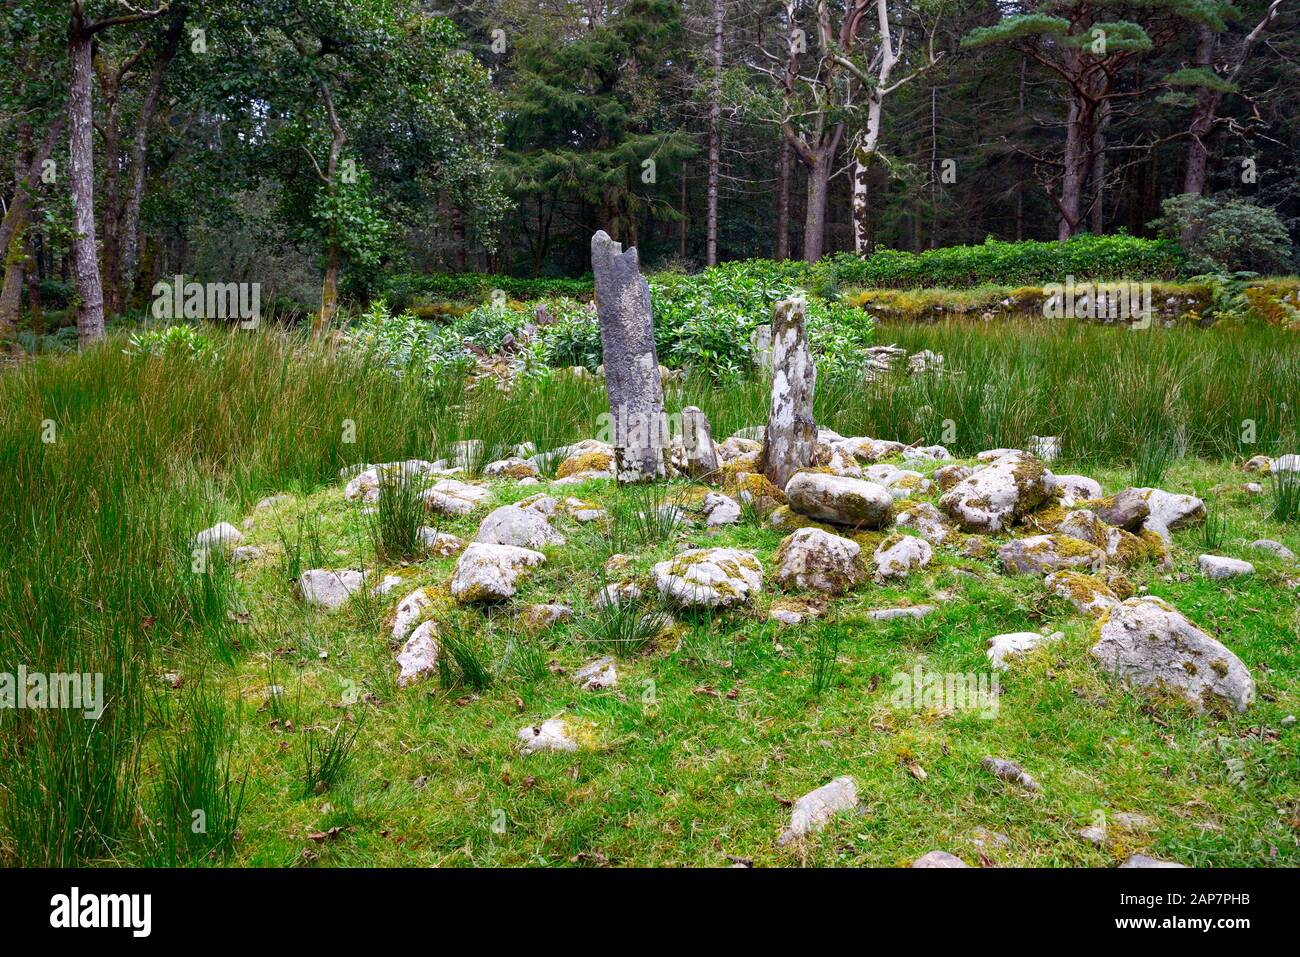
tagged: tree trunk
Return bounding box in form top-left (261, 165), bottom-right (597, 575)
top-left (0, 226), bottom-right (27, 345)
top-left (1057, 95), bottom-right (1088, 241)
top-left (705, 0), bottom-right (723, 266)
top-left (1090, 99), bottom-right (1110, 234)
top-left (119, 11), bottom-right (184, 311)
top-left (803, 147), bottom-right (832, 264)
top-left (0, 116), bottom-right (64, 280)
top-left (68, 16), bottom-right (106, 347)
top-left (678, 164), bottom-right (687, 259)
top-left (25, 232), bottom-right (44, 335)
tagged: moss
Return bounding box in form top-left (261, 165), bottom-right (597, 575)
top-left (1024, 504), bottom-right (1071, 532)
top-left (1048, 570), bottom-right (1117, 607)
top-left (556, 450), bottom-right (614, 478)
top-left (769, 505), bottom-right (833, 532)
top-left (728, 471), bottom-right (786, 508)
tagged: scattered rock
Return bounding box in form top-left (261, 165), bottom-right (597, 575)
top-left (1090, 488), bottom-right (1150, 531)
top-left (902, 444), bottom-right (952, 463)
top-left (703, 491), bottom-right (742, 526)
top-left (1249, 539), bottom-right (1295, 561)
top-left (1090, 596), bottom-right (1255, 712)
top-left (450, 543), bottom-right (547, 602)
top-left (893, 501), bottom-right (954, 546)
top-left (1243, 454), bottom-right (1272, 475)
top-left (392, 588), bottom-right (435, 641)
top-left (981, 756), bottom-right (1040, 792)
top-left (1045, 571), bottom-right (1120, 617)
top-left (419, 528), bottom-right (466, 556)
top-left (573, 657), bottom-right (617, 690)
top-left (1198, 554), bottom-right (1254, 580)
top-left (912, 851), bottom-right (970, 868)
top-left (396, 621), bottom-right (438, 688)
top-left (653, 547), bottom-right (763, 608)
top-left (774, 528), bottom-right (865, 594)
top-left (1027, 435), bottom-right (1061, 461)
top-left (1053, 474), bottom-right (1102, 506)
top-left (835, 436), bottom-right (906, 462)
top-left (297, 569), bottom-right (365, 610)
top-left (230, 545), bottom-right (263, 564)
top-left (520, 603), bottom-right (573, 631)
top-left (194, 522), bottom-right (244, 552)
top-left (595, 582), bottom-right (642, 610)
top-left (873, 534), bottom-right (933, 580)
top-left (933, 463), bottom-right (973, 491)
top-left (986, 631), bottom-right (1062, 670)
top-left (371, 574), bottom-right (403, 596)
top-left (483, 457), bottom-right (540, 481)
top-left (867, 605), bottom-right (936, 621)
top-left (423, 479), bottom-right (491, 516)
top-left (1135, 487), bottom-right (1206, 540)
top-left (939, 452), bottom-right (1052, 533)
top-left (997, 534), bottom-right (1105, 575)
top-left (785, 472), bottom-right (893, 528)
top-left (474, 503), bottom-right (566, 549)
top-left (1119, 854), bottom-right (1186, 869)
top-left (517, 718), bottom-right (579, 754)
top-left (776, 776), bottom-right (858, 846)
top-left (769, 598), bottom-right (824, 625)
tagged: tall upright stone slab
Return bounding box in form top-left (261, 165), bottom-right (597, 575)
top-left (591, 230), bottom-right (667, 483)
top-left (681, 406), bottom-right (719, 480)
top-left (760, 296), bottom-right (816, 491)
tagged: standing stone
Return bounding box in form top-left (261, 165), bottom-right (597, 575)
top-left (759, 297), bottom-right (817, 491)
top-left (591, 230), bottom-right (666, 483)
top-left (681, 406), bottom-right (719, 480)
top-left (750, 323), bottom-right (773, 373)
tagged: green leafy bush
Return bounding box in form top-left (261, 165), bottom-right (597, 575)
top-left (384, 272), bottom-right (594, 311)
top-left (123, 325), bottom-right (218, 359)
top-left (823, 234), bottom-right (1186, 288)
top-left (1151, 195), bottom-right (1295, 275)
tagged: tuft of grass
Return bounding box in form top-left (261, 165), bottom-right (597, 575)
top-left (608, 483), bottom-right (687, 553)
top-left (438, 627), bottom-right (494, 692)
top-left (1199, 510), bottom-right (1232, 552)
top-left (1270, 470), bottom-right (1300, 523)
top-left (366, 464), bottom-right (428, 563)
top-left (1131, 434), bottom-right (1176, 488)
top-left (301, 720), bottom-right (363, 797)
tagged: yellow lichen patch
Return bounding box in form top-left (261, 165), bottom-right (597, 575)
top-left (556, 450), bottom-right (614, 478)
top-left (769, 505), bottom-right (834, 533)
top-left (727, 471), bottom-right (786, 508)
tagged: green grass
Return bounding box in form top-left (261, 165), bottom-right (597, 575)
top-left (1, 322), bottom-right (1297, 867)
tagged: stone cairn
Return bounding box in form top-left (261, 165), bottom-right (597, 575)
top-left (759, 296), bottom-right (817, 491)
top-left (590, 230), bottom-right (667, 483)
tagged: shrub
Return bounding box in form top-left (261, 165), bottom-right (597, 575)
top-left (822, 234), bottom-right (1186, 289)
top-left (1151, 194), bottom-right (1295, 275)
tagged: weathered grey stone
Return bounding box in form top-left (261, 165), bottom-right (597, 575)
top-left (1053, 474), bottom-right (1102, 505)
top-left (392, 588), bottom-right (435, 641)
top-left (396, 621), bottom-right (438, 688)
top-left (1093, 488), bottom-right (1149, 531)
top-left (1135, 487), bottom-right (1206, 540)
top-left (519, 603), bottom-right (573, 631)
top-left (981, 756), bottom-right (1040, 791)
top-left (912, 851), bottom-right (970, 868)
top-left (194, 521), bottom-right (244, 551)
top-left (450, 543), bottom-right (546, 602)
top-left (750, 323), bottom-right (773, 372)
top-left (938, 452), bottom-right (1052, 533)
top-left (419, 528), bottom-right (465, 556)
top-left (1250, 539), bottom-right (1296, 561)
top-left (573, 657), bottom-right (617, 690)
top-left (1119, 854), bottom-right (1186, 869)
top-left (230, 545), bottom-right (263, 564)
top-left (483, 457), bottom-right (540, 480)
top-left (680, 406), bottom-right (720, 480)
top-left (785, 472), bottom-right (893, 528)
top-left (774, 528), bottom-right (865, 594)
top-left (1045, 571), bottom-right (1120, 617)
top-left (759, 297), bottom-right (817, 491)
top-left (986, 631), bottom-right (1063, 670)
top-left (894, 501), bottom-right (954, 545)
top-left (591, 230), bottom-right (667, 483)
top-left (873, 535), bottom-right (933, 580)
top-left (474, 503), bottom-right (565, 550)
top-left (298, 569), bottom-right (365, 610)
top-left (933, 464), bottom-right (974, 491)
top-left (867, 605), bottom-right (936, 621)
top-left (836, 436), bottom-right (907, 462)
top-left (1198, 554), bottom-right (1255, 580)
top-left (776, 776), bottom-right (858, 846)
top-left (997, 534), bottom-right (1105, 574)
top-left (1090, 596), bottom-right (1254, 712)
top-left (517, 718), bottom-right (578, 754)
top-left (422, 479), bottom-right (491, 516)
top-left (652, 547), bottom-right (762, 608)
top-left (703, 491), bottom-right (742, 526)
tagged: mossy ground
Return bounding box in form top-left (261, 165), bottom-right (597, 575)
top-left (185, 456), bottom-right (1299, 867)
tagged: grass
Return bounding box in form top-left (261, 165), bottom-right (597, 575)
top-left (0, 322), bottom-right (1297, 867)
top-left (366, 465), bottom-right (429, 563)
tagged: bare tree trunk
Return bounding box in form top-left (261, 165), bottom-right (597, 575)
top-left (1090, 99), bottom-right (1110, 234)
top-left (69, 15), bottom-right (106, 347)
top-left (119, 10), bottom-right (184, 310)
top-left (0, 117), bottom-right (63, 265)
top-left (706, 0), bottom-right (723, 266)
top-left (1057, 94), bottom-right (1088, 241)
top-left (0, 228), bottom-right (27, 342)
top-left (314, 80), bottom-right (345, 336)
top-left (678, 164), bottom-right (687, 259)
top-left (928, 83), bottom-right (939, 249)
top-left (25, 233), bottom-right (44, 334)
top-left (803, 147), bottom-right (833, 264)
